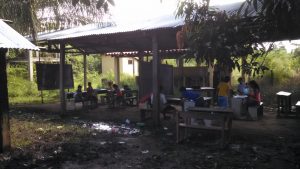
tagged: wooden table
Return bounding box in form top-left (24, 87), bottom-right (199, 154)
top-left (176, 107), bottom-right (233, 147)
top-left (167, 97), bottom-right (182, 105)
top-left (276, 91), bottom-right (292, 116)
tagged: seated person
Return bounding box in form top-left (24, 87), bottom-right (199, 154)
top-left (123, 84), bottom-right (133, 97)
top-left (86, 82), bottom-right (98, 105)
top-left (151, 86), bottom-right (176, 119)
top-left (247, 80), bottom-right (261, 107)
top-left (179, 86), bottom-right (205, 107)
top-left (74, 85), bottom-right (84, 103)
top-left (107, 81), bottom-right (113, 90)
top-left (111, 84), bottom-right (123, 106)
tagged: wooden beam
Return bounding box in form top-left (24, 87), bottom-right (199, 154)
top-left (27, 50), bottom-right (33, 81)
top-left (59, 43), bottom-right (66, 114)
top-left (152, 33), bottom-right (160, 126)
top-left (0, 48), bottom-right (11, 152)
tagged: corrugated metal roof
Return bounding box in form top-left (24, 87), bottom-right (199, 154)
top-left (37, 14), bottom-right (184, 41)
top-left (0, 20), bottom-right (39, 50)
top-left (36, 22), bottom-right (115, 41)
top-left (36, 2), bottom-right (250, 42)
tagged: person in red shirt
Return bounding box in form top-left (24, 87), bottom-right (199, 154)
top-left (247, 80), bottom-right (261, 106)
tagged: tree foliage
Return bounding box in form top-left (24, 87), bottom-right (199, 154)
top-left (0, 0), bottom-right (114, 42)
top-left (241, 0), bottom-right (300, 38)
top-left (176, 0), bottom-right (272, 76)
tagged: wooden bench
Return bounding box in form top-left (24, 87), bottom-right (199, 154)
top-left (176, 107), bottom-right (233, 147)
top-left (66, 92), bottom-right (98, 110)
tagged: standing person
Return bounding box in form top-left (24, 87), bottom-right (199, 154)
top-left (247, 80), bottom-right (261, 106)
top-left (237, 77), bottom-right (246, 95)
top-left (87, 82), bottom-right (98, 106)
top-left (217, 76), bottom-right (231, 108)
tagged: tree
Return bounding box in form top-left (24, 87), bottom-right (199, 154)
top-left (241, 0), bottom-right (300, 39)
top-left (176, 0), bottom-right (271, 76)
top-left (0, 0), bottom-right (114, 43)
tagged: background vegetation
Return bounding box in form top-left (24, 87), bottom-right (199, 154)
top-left (7, 54), bottom-right (136, 105)
top-left (7, 47), bottom-right (300, 106)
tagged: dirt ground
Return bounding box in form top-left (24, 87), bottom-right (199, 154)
top-left (1, 103), bottom-right (300, 169)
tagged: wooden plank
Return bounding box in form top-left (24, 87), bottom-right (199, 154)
top-left (178, 124), bottom-right (229, 130)
top-left (180, 111), bottom-right (225, 120)
top-left (27, 50), bottom-right (33, 81)
top-left (188, 107), bottom-right (233, 114)
top-left (0, 48), bottom-right (11, 152)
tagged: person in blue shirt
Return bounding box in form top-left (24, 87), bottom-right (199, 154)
top-left (180, 86), bottom-right (204, 107)
top-left (237, 77), bottom-right (246, 95)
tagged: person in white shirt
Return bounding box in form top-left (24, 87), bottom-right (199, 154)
top-left (150, 86), bottom-right (175, 119)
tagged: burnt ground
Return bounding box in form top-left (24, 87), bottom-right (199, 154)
top-left (0, 103), bottom-right (300, 169)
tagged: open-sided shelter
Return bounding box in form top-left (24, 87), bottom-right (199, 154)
top-left (34, 14), bottom-right (190, 125)
top-left (0, 19), bottom-right (39, 152)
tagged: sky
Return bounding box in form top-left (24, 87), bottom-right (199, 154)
top-left (110, 0), bottom-right (246, 24)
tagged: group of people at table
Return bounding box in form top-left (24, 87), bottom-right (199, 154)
top-left (152, 76), bottom-right (261, 119)
top-left (217, 76), bottom-right (261, 108)
top-left (73, 81), bottom-right (133, 108)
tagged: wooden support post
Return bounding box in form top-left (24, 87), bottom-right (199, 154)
top-left (132, 58), bottom-right (135, 76)
top-left (114, 57), bottom-right (120, 84)
top-left (152, 33), bottom-right (160, 126)
top-left (28, 50), bottom-right (33, 81)
top-left (83, 54), bottom-right (87, 91)
top-left (0, 49), bottom-right (11, 152)
top-left (177, 58), bottom-right (184, 87)
top-left (208, 64), bottom-right (214, 87)
top-left (137, 52), bottom-right (143, 99)
top-left (59, 43), bottom-right (66, 114)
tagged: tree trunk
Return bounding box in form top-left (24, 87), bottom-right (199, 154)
top-left (29, 0), bottom-right (37, 44)
top-left (0, 49), bottom-right (11, 152)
